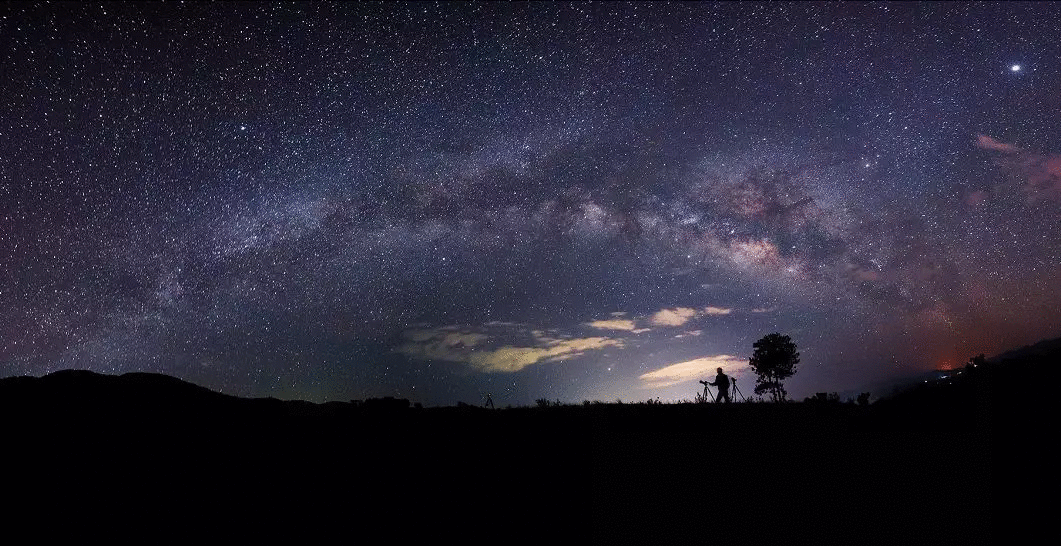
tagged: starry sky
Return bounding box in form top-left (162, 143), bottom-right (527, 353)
top-left (3, 1), bottom-right (1060, 406)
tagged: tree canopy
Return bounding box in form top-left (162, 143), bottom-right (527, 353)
top-left (748, 333), bottom-right (799, 402)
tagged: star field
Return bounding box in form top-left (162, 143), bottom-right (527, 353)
top-left (2, 2), bottom-right (1060, 405)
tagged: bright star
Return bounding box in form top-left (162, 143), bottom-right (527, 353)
top-left (1011, 64), bottom-right (1021, 72)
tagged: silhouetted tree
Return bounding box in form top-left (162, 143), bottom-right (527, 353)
top-left (748, 333), bottom-right (799, 402)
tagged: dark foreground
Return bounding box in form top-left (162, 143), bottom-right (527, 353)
top-left (1, 364), bottom-right (1025, 543)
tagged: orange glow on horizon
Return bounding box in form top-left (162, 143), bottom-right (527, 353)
top-left (935, 358), bottom-right (961, 371)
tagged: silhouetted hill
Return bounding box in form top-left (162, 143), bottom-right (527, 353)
top-left (0, 369), bottom-right (391, 422)
top-left (2, 369), bottom-right (232, 405)
top-left (3, 370), bottom-right (242, 427)
top-left (987, 335), bottom-right (1061, 362)
top-left (854, 335), bottom-right (1061, 406)
top-left (874, 333), bottom-right (1059, 409)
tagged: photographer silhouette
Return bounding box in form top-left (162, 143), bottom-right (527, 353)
top-left (703, 367), bottom-right (731, 403)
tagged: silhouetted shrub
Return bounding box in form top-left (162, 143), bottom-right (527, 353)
top-left (364, 396), bottom-right (409, 411)
top-left (806, 392), bottom-right (841, 404)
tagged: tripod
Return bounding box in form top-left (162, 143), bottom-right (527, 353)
top-left (697, 380), bottom-right (714, 403)
top-left (731, 380), bottom-right (747, 402)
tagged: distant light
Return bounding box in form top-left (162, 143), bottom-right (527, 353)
top-left (1011, 64), bottom-right (1021, 72)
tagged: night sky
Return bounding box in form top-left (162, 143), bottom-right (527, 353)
top-left (3, 1), bottom-right (1060, 406)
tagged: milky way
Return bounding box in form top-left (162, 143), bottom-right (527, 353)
top-left (2, 2), bottom-right (1060, 405)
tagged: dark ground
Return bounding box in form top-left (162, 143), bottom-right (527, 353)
top-left (1, 359), bottom-right (1032, 544)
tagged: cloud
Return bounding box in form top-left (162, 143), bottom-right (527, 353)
top-left (1023, 154), bottom-right (1061, 202)
top-left (394, 329), bottom-right (492, 360)
top-left (974, 136), bottom-right (1061, 200)
top-left (992, 150), bottom-right (1061, 203)
top-left (646, 306), bottom-right (732, 329)
top-left (469, 337), bottom-right (624, 372)
top-left (650, 307), bottom-right (699, 326)
top-left (976, 134), bottom-right (1020, 154)
top-left (586, 319), bottom-right (638, 331)
top-left (638, 355), bottom-right (747, 388)
top-left (396, 326), bottom-right (624, 373)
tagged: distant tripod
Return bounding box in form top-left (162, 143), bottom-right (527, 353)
top-left (483, 393), bottom-right (494, 409)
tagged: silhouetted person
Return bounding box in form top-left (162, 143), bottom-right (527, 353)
top-left (707, 367), bottom-right (731, 403)
top-left (484, 393), bottom-right (494, 409)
